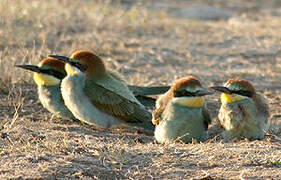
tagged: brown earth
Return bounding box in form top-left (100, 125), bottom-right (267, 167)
top-left (0, 0), bottom-right (280, 179)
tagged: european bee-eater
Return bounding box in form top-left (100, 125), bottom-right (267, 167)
top-left (15, 58), bottom-right (76, 119)
top-left (152, 76), bottom-right (212, 144)
top-left (16, 56), bottom-right (169, 122)
top-left (50, 50), bottom-right (156, 132)
top-left (211, 78), bottom-right (269, 141)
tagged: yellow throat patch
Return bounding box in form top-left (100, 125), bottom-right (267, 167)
top-left (172, 97), bottom-right (204, 108)
top-left (65, 63), bottom-right (80, 76)
top-left (220, 93), bottom-right (245, 105)
top-left (33, 73), bottom-right (60, 86)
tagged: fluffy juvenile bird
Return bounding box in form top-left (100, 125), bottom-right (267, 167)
top-left (50, 50), bottom-right (155, 132)
top-left (15, 58), bottom-right (76, 119)
top-left (211, 78), bottom-right (269, 141)
top-left (152, 76), bottom-right (212, 144)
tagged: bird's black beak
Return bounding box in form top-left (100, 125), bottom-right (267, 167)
top-left (15, 65), bottom-right (42, 73)
top-left (49, 55), bottom-right (70, 63)
top-left (15, 64), bottom-right (66, 79)
top-left (210, 86), bottom-right (231, 94)
top-left (49, 55), bottom-right (88, 72)
top-left (195, 89), bottom-right (213, 96)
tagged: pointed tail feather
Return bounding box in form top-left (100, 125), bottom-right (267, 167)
top-left (128, 85), bottom-right (170, 96)
top-left (135, 95), bottom-right (156, 107)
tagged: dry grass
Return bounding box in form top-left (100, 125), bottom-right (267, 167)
top-left (0, 0), bottom-right (281, 179)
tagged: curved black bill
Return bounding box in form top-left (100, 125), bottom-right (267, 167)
top-left (210, 86), bottom-right (232, 94)
top-left (49, 55), bottom-right (87, 72)
top-left (15, 65), bottom-right (42, 73)
top-left (195, 89), bottom-right (213, 96)
top-left (174, 89), bottom-right (213, 97)
top-left (49, 55), bottom-right (70, 63)
top-left (211, 86), bottom-right (253, 98)
top-left (15, 64), bottom-right (65, 79)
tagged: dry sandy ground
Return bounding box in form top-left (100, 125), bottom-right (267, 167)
top-left (0, 0), bottom-right (281, 179)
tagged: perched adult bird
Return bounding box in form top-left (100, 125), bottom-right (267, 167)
top-left (152, 76), bottom-right (212, 144)
top-left (50, 50), bottom-right (155, 132)
top-left (211, 78), bottom-right (269, 141)
top-left (15, 58), bottom-right (76, 119)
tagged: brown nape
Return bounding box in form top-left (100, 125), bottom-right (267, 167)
top-left (171, 76), bottom-right (202, 93)
top-left (40, 57), bottom-right (67, 75)
top-left (227, 78), bottom-right (256, 94)
top-left (70, 50), bottom-right (106, 77)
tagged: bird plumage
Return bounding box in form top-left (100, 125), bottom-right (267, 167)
top-left (16, 54), bottom-right (169, 127)
top-left (211, 78), bottom-right (269, 141)
top-left (152, 76), bottom-right (212, 143)
top-left (51, 50), bottom-right (155, 132)
top-left (15, 58), bottom-right (76, 120)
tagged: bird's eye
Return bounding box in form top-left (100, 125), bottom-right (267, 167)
top-left (42, 69), bottom-right (65, 79)
top-left (174, 90), bottom-right (194, 97)
top-left (71, 62), bottom-right (87, 72)
top-left (174, 91), bottom-right (182, 97)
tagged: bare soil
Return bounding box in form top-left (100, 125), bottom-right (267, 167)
top-left (0, 0), bottom-right (280, 179)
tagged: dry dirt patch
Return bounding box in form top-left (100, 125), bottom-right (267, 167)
top-left (0, 0), bottom-right (281, 179)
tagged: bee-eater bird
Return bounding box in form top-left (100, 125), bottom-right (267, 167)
top-left (50, 50), bottom-right (156, 132)
top-left (211, 78), bottom-right (269, 141)
top-left (152, 76), bottom-right (213, 144)
top-left (16, 57), bottom-right (169, 123)
top-left (15, 58), bottom-right (76, 119)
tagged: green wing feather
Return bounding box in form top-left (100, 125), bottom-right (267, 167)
top-left (256, 93), bottom-right (269, 122)
top-left (202, 105), bottom-right (212, 130)
top-left (84, 78), bottom-right (152, 124)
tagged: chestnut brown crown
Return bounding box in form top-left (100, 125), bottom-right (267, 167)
top-left (171, 76), bottom-right (202, 94)
top-left (40, 57), bottom-right (67, 76)
top-left (70, 50), bottom-right (106, 76)
top-left (225, 78), bottom-right (256, 95)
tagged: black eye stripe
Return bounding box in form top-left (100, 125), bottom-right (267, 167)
top-left (211, 86), bottom-right (253, 98)
top-left (70, 62), bottom-right (87, 72)
top-left (40, 69), bottom-right (65, 80)
top-left (230, 90), bottom-right (253, 98)
top-left (174, 90), bottom-right (200, 97)
top-left (48, 55), bottom-right (88, 72)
